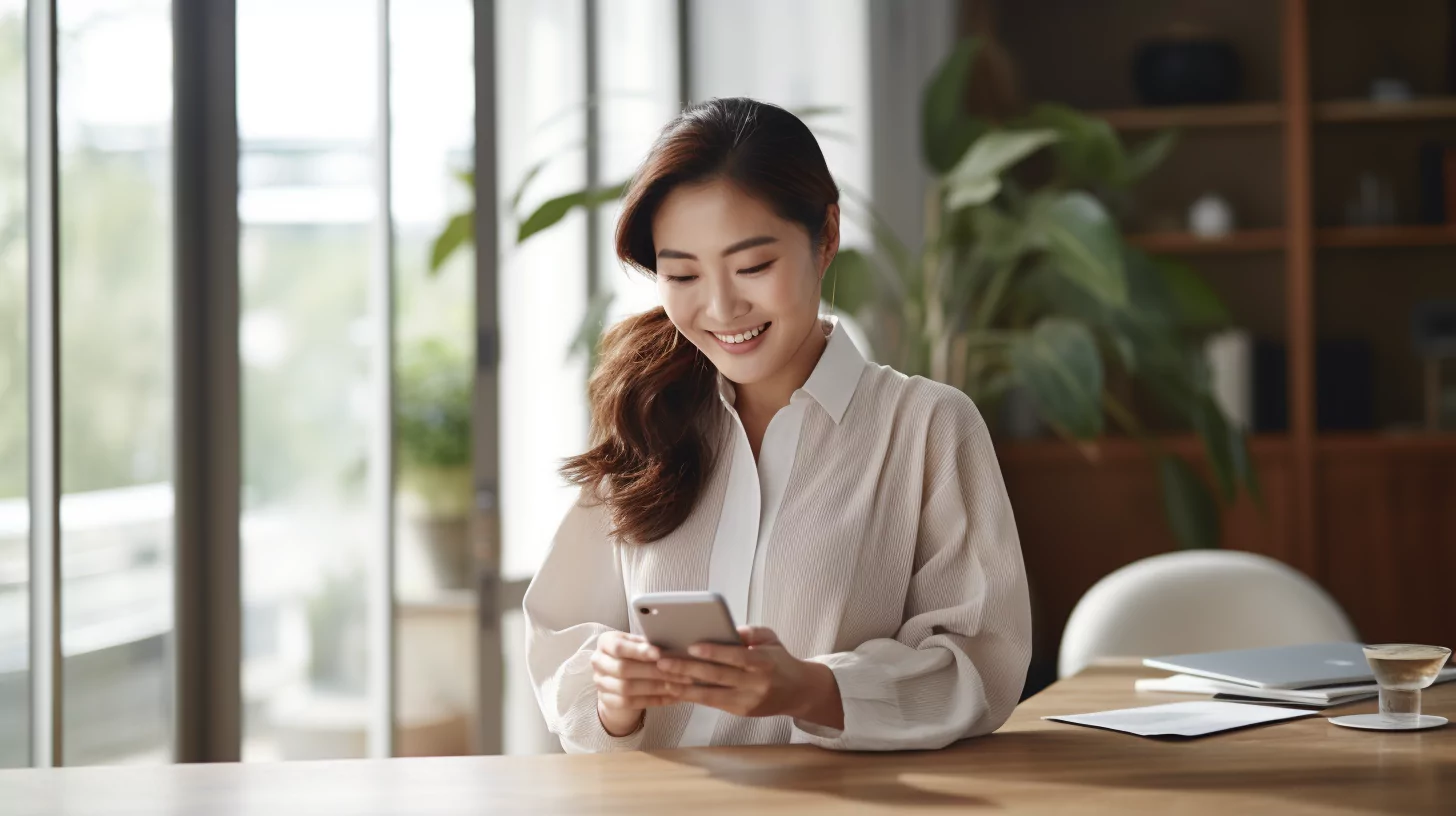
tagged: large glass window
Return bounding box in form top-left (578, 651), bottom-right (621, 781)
top-left (0, 0), bottom-right (29, 770)
top-left (390, 0), bottom-right (478, 757)
top-left (595, 0), bottom-right (678, 325)
top-left (237, 0), bottom-right (382, 761)
top-left (56, 0), bottom-right (175, 766)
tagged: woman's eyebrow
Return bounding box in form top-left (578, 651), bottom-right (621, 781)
top-left (657, 235), bottom-right (778, 260)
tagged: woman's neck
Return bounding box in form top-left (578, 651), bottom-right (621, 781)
top-left (732, 320), bottom-right (829, 423)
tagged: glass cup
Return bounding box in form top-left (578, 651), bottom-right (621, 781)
top-left (1362, 643), bottom-right (1452, 727)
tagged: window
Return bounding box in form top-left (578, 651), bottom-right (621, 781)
top-left (0, 0), bottom-right (29, 769)
top-left (56, 0), bottom-right (175, 766)
top-left (237, 0), bottom-right (382, 761)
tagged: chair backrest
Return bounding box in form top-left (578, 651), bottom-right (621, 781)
top-left (1058, 550), bottom-right (1358, 679)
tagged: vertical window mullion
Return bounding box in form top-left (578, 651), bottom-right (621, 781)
top-left (25, 0), bottom-right (61, 770)
top-left (369, 0), bottom-right (398, 761)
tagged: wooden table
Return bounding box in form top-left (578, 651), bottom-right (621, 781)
top-left (4, 661), bottom-right (1453, 814)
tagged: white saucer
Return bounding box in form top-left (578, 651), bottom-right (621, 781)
top-left (1328, 714), bottom-right (1448, 731)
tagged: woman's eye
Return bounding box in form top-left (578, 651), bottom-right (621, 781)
top-left (663, 274), bottom-right (697, 284)
top-left (738, 260), bottom-right (774, 275)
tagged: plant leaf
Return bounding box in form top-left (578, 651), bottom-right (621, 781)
top-left (1152, 255), bottom-right (1230, 327)
top-left (1230, 426), bottom-right (1264, 507)
top-left (823, 247), bottom-right (880, 317)
top-left (946, 129), bottom-right (1059, 209)
top-left (1023, 103), bottom-right (1124, 187)
top-left (429, 211), bottom-right (474, 273)
top-left (569, 291), bottom-right (617, 363)
top-left (946, 177), bottom-right (1002, 210)
top-left (921, 38), bottom-right (985, 174)
top-left (791, 105), bottom-right (843, 119)
top-left (1159, 455), bottom-right (1221, 549)
top-left (517, 181), bottom-right (628, 244)
top-left (1193, 393), bottom-right (1237, 501)
top-left (1009, 317), bottom-right (1104, 438)
top-left (1029, 191), bottom-right (1128, 306)
top-left (1121, 129), bottom-right (1178, 184)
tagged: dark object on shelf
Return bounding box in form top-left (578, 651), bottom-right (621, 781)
top-left (1412, 300), bottom-right (1456, 357)
top-left (1253, 339), bottom-right (1288, 433)
top-left (1316, 339), bottom-right (1375, 431)
top-left (1132, 36), bottom-right (1241, 106)
top-left (1253, 339), bottom-right (1375, 432)
top-left (1412, 301), bottom-right (1456, 430)
top-left (1419, 142), bottom-right (1447, 224)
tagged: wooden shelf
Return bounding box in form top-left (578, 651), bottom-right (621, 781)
top-left (1317, 432), bottom-right (1456, 454)
top-left (1316, 225), bottom-right (1456, 248)
top-left (1093, 103), bottom-right (1284, 131)
top-left (1314, 97), bottom-right (1456, 123)
top-left (1126, 229), bottom-right (1286, 254)
top-left (998, 434), bottom-right (1291, 465)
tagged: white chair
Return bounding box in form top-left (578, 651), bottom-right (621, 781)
top-left (1058, 550), bottom-right (1358, 679)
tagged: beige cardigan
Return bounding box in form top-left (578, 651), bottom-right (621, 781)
top-left (523, 319), bottom-right (1031, 752)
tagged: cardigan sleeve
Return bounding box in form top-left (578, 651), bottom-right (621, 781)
top-left (522, 493), bottom-right (648, 753)
top-left (790, 402), bottom-right (1032, 751)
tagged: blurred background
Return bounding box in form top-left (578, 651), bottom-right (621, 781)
top-left (2, 0), bottom-right (1453, 766)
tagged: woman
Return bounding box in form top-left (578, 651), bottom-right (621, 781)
top-left (523, 98), bottom-right (1030, 753)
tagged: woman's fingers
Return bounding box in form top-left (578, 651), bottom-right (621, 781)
top-left (679, 643), bottom-right (772, 672)
top-left (600, 632), bottom-right (661, 662)
top-left (595, 675), bottom-right (685, 699)
top-left (591, 649), bottom-right (679, 682)
top-left (658, 656), bottom-right (747, 688)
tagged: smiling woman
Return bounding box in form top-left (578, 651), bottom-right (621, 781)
top-left (527, 98), bottom-right (1032, 754)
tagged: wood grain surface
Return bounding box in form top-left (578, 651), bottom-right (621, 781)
top-left (3, 661), bottom-right (1452, 815)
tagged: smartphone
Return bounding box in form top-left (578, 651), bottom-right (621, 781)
top-left (629, 591), bottom-right (743, 658)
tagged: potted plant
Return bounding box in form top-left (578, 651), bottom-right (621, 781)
top-left (396, 337), bottom-right (474, 589)
top-left (431, 37), bottom-right (1258, 550)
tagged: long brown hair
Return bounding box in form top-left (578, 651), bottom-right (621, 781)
top-left (561, 98), bottom-right (840, 544)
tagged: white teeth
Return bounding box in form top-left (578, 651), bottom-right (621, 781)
top-left (714, 323), bottom-right (767, 344)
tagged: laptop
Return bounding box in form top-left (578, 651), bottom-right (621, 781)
top-left (1142, 642), bottom-right (1401, 690)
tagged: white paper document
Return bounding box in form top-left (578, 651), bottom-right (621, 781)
top-left (1043, 701), bottom-right (1318, 738)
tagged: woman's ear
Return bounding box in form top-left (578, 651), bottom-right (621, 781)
top-left (819, 203), bottom-right (842, 279)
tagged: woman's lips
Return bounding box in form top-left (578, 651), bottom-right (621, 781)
top-left (709, 322), bottom-right (770, 355)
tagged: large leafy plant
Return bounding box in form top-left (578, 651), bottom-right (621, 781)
top-left (432, 39), bottom-right (1259, 549)
top-left (821, 39), bottom-right (1260, 548)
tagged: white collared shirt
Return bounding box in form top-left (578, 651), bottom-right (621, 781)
top-left (524, 317), bottom-right (1031, 752)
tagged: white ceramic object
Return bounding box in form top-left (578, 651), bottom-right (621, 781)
top-left (1188, 193), bottom-right (1235, 238)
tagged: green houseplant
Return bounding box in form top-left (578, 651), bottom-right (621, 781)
top-left (396, 337), bottom-right (473, 588)
top-left (431, 38), bottom-right (1258, 549)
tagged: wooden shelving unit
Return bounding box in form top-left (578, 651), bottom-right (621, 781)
top-left (1126, 229), bottom-right (1286, 254)
top-left (1316, 225), bottom-right (1456, 248)
top-left (998, 434), bottom-right (1291, 464)
top-left (1095, 102), bottom-right (1284, 131)
top-left (1314, 96), bottom-right (1456, 123)
top-left (980, 0), bottom-right (1456, 693)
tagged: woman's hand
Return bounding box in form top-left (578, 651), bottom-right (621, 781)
top-left (656, 626), bottom-right (844, 730)
top-left (591, 631), bottom-right (691, 737)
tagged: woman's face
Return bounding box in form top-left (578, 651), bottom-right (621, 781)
top-left (651, 178), bottom-right (836, 386)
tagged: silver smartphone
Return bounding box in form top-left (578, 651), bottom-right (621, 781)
top-left (630, 591), bottom-right (742, 658)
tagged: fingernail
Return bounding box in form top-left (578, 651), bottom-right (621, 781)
top-left (689, 645), bottom-right (707, 657)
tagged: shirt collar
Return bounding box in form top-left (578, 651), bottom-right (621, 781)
top-left (715, 315), bottom-right (868, 425)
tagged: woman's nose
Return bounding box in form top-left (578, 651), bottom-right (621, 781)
top-left (704, 272), bottom-right (747, 325)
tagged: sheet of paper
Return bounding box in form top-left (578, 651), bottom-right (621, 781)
top-left (1042, 701), bottom-right (1317, 737)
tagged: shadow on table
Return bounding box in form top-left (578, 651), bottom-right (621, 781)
top-left (653, 727), bottom-right (1454, 814)
top-left (654, 749), bottom-right (998, 809)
